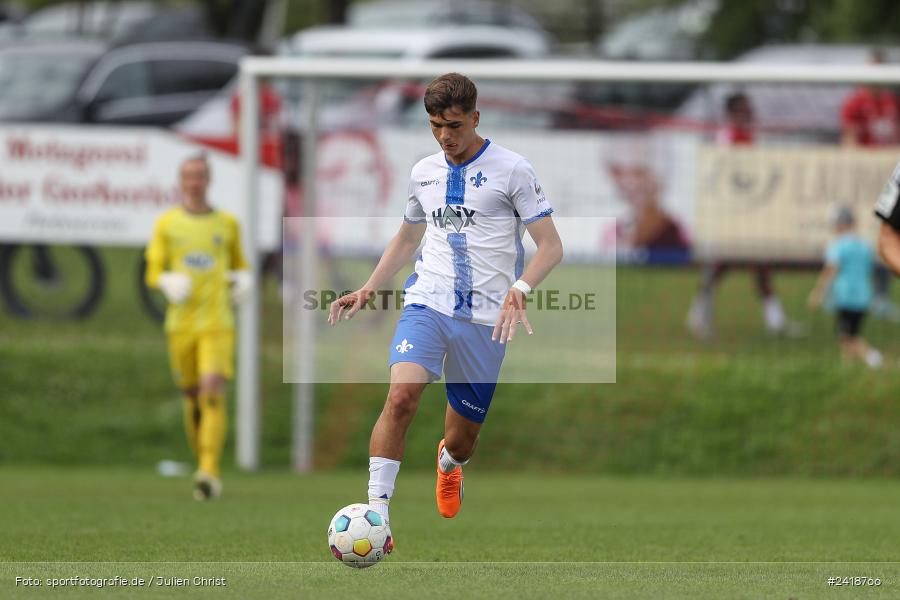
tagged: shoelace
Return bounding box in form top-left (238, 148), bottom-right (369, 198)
top-left (438, 468), bottom-right (462, 499)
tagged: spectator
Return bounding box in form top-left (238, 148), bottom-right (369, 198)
top-left (686, 91), bottom-right (799, 340)
top-left (841, 48), bottom-right (900, 147)
top-left (841, 47), bottom-right (900, 321)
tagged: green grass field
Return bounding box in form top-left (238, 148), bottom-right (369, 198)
top-left (3, 247), bottom-right (900, 598)
top-left (2, 467), bottom-right (900, 599)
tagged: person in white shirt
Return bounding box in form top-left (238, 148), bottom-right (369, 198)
top-left (328, 73), bottom-right (563, 543)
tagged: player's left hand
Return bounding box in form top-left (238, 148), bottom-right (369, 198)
top-left (492, 288), bottom-right (533, 344)
top-left (228, 270), bottom-right (253, 304)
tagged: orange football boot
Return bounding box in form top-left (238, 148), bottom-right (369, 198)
top-left (435, 438), bottom-right (464, 518)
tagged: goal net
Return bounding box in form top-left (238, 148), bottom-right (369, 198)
top-left (238, 57), bottom-right (900, 469)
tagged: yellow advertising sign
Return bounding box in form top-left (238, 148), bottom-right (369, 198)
top-left (695, 145), bottom-right (899, 260)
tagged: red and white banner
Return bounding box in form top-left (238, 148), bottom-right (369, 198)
top-left (0, 125), bottom-right (284, 251)
top-left (309, 128), bottom-right (698, 262)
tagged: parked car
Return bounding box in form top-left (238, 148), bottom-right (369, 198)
top-left (598, 0), bottom-right (718, 62)
top-left (0, 1), bottom-right (160, 42)
top-left (283, 24), bottom-right (550, 61)
top-left (346, 0), bottom-right (550, 40)
top-left (0, 39), bottom-right (248, 126)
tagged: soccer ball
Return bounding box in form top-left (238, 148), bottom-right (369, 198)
top-left (327, 503), bottom-right (392, 568)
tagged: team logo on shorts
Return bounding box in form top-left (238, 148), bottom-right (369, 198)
top-left (395, 339), bottom-right (414, 354)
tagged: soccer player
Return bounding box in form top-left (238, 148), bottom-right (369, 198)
top-left (327, 73), bottom-right (563, 544)
top-left (145, 154), bottom-right (252, 501)
top-left (808, 207), bottom-right (881, 368)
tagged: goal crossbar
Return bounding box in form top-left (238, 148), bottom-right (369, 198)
top-left (241, 56), bottom-right (900, 85)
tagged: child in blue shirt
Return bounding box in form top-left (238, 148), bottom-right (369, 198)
top-left (808, 206), bottom-right (883, 368)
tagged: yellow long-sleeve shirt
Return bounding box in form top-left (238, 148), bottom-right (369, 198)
top-left (145, 207), bottom-right (248, 334)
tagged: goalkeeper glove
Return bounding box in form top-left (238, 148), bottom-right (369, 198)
top-left (228, 270), bottom-right (253, 304)
top-left (157, 272), bottom-right (192, 305)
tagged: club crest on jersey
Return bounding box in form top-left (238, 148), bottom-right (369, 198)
top-left (470, 171), bottom-right (487, 188)
top-left (432, 205), bottom-right (476, 232)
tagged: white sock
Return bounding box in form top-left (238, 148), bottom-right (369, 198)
top-left (438, 446), bottom-right (468, 473)
top-left (865, 348), bottom-right (883, 369)
top-left (763, 296), bottom-right (786, 332)
top-left (367, 457), bottom-right (400, 521)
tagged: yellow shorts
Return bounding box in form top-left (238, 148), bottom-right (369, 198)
top-left (167, 330), bottom-right (234, 389)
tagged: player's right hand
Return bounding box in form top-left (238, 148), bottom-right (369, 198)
top-left (328, 288), bottom-right (375, 326)
top-left (158, 271), bottom-right (192, 305)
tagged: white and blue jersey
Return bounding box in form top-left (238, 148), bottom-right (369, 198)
top-left (402, 139), bottom-right (553, 325)
top-left (389, 139), bottom-right (553, 423)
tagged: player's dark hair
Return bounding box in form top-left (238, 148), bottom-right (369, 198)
top-left (424, 73), bottom-right (478, 116)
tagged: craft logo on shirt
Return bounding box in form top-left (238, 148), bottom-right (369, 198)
top-left (432, 205), bottom-right (477, 232)
top-left (183, 252), bottom-right (214, 271)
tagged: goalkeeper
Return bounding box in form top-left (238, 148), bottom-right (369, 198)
top-left (145, 154), bottom-right (252, 501)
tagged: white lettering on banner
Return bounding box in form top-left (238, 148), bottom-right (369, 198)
top-left (0, 125), bottom-right (283, 250)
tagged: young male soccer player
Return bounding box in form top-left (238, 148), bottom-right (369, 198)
top-left (145, 154), bottom-right (252, 501)
top-left (328, 73), bottom-right (564, 545)
top-left (808, 207), bottom-right (882, 368)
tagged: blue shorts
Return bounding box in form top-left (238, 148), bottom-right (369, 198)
top-left (389, 304), bottom-right (506, 423)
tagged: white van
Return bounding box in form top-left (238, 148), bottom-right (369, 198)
top-left (284, 24), bottom-right (550, 60)
top-left (279, 25), bottom-right (553, 130)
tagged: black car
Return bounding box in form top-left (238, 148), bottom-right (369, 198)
top-left (0, 39), bottom-right (247, 125)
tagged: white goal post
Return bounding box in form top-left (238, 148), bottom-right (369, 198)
top-left (236, 56), bottom-right (900, 472)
